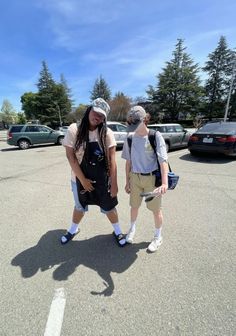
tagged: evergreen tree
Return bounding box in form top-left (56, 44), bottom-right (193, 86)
top-left (36, 61), bottom-right (57, 124)
top-left (90, 75), bottom-right (111, 101)
top-left (147, 39), bottom-right (202, 121)
top-left (202, 36), bottom-right (233, 119)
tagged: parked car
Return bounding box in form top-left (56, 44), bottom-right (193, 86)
top-left (188, 121), bottom-right (236, 157)
top-left (7, 124), bottom-right (65, 149)
top-left (58, 126), bottom-right (69, 134)
top-left (147, 123), bottom-right (191, 152)
top-left (107, 122), bottom-right (127, 147)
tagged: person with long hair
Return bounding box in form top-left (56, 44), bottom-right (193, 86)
top-left (61, 98), bottom-right (126, 246)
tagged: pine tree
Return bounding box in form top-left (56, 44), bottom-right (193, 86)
top-left (90, 75), bottom-right (111, 101)
top-left (202, 36), bottom-right (233, 119)
top-left (147, 39), bottom-right (202, 121)
top-left (36, 61), bottom-right (57, 124)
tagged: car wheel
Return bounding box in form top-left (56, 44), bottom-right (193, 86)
top-left (165, 142), bottom-right (170, 152)
top-left (190, 150), bottom-right (198, 156)
top-left (57, 136), bottom-right (64, 145)
top-left (18, 139), bottom-right (30, 150)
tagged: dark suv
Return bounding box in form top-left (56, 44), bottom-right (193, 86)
top-left (7, 124), bottom-right (65, 149)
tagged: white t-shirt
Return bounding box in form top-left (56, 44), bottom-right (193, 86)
top-left (63, 123), bottom-right (116, 181)
top-left (121, 132), bottom-right (168, 173)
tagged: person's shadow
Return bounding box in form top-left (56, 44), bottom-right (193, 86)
top-left (11, 230), bottom-right (148, 296)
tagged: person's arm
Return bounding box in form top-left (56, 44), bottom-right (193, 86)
top-left (125, 160), bottom-right (131, 194)
top-left (108, 146), bottom-right (118, 197)
top-left (154, 132), bottom-right (168, 195)
top-left (65, 146), bottom-right (95, 192)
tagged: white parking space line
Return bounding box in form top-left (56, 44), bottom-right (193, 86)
top-left (44, 288), bottom-right (66, 336)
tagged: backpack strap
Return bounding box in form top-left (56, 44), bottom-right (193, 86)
top-left (148, 129), bottom-right (157, 153)
top-left (127, 134), bottom-right (132, 150)
top-left (148, 129), bottom-right (171, 172)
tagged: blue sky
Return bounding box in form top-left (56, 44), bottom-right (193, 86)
top-left (0, 0), bottom-right (235, 112)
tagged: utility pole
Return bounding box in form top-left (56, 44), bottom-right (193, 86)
top-left (224, 55), bottom-right (236, 122)
top-left (54, 102), bottom-right (62, 126)
top-left (58, 105), bottom-right (62, 127)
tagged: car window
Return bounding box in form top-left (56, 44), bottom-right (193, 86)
top-left (38, 126), bottom-right (50, 132)
top-left (148, 126), bottom-right (162, 132)
top-left (166, 126), bottom-right (175, 133)
top-left (117, 125), bottom-right (127, 132)
top-left (174, 125), bottom-right (184, 133)
top-left (199, 123), bottom-right (236, 133)
top-left (25, 126), bottom-right (40, 132)
top-left (107, 125), bottom-right (117, 132)
top-left (10, 126), bottom-right (24, 133)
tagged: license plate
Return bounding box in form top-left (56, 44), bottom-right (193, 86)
top-left (203, 137), bottom-right (213, 143)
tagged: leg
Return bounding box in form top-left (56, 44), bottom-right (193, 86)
top-left (105, 208), bottom-right (126, 247)
top-left (106, 208), bottom-right (118, 223)
top-left (61, 181), bottom-right (87, 245)
top-left (61, 209), bottom-right (84, 244)
top-left (147, 209), bottom-right (163, 252)
top-left (145, 176), bottom-right (163, 252)
top-left (72, 208), bottom-right (85, 224)
top-left (153, 209), bottom-right (163, 229)
top-left (126, 173), bottom-right (143, 243)
top-left (126, 207), bottom-right (139, 243)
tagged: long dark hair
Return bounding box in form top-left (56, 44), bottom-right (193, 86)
top-left (74, 106), bottom-right (110, 175)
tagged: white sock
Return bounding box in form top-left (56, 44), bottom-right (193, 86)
top-left (130, 221), bottom-right (136, 232)
top-left (112, 223), bottom-right (122, 236)
top-left (69, 222), bottom-right (80, 235)
top-left (154, 227), bottom-right (162, 238)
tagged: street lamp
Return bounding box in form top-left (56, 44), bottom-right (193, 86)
top-left (224, 55), bottom-right (236, 122)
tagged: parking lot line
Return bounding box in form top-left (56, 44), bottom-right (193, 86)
top-left (44, 288), bottom-right (66, 336)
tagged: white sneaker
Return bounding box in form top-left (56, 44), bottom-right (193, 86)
top-left (147, 236), bottom-right (163, 252)
top-left (126, 229), bottom-right (135, 244)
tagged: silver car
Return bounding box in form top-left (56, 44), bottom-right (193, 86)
top-left (147, 123), bottom-right (191, 152)
top-left (107, 122), bottom-right (127, 148)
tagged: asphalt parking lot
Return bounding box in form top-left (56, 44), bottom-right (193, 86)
top-left (0, 138), bottom-right (235, 336)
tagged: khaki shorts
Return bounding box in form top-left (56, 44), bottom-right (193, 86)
top-left (129, 172), bottom-right (162, 212)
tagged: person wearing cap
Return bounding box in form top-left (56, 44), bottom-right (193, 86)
top-left (121, 106), bottom-right (168, 252)
top-left (61, 98), bottom-right (126, 247)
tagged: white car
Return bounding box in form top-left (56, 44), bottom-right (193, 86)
top-left (107, 122), bottom-right (127, 147)
top-left (58, 126), bottom-right (69, 134)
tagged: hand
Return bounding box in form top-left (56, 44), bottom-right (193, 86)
top-left (110, 183), bottom-right (118, 198)
top-left (81, 178), bottom-right (95, 192)
top-left (125, 182), bottom-right (131, 194)
top-left (154, 184), bottom-right (168, 195)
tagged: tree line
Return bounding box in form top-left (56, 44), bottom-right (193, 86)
top-left (1, 35), bottom-right (235, 127)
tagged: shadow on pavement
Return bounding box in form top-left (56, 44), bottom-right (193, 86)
top-left (1, 144), bottom-right (59, 152)
top-left (11, 229), bottom-right (148, 296)
top-left (179, 152), bottom-right (236, 164)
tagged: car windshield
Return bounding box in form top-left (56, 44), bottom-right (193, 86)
top-left (198, 122), bottom-right (236, 134)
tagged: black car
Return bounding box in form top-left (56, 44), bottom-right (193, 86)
top-left (188, 122), bottom-right (236, 157)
